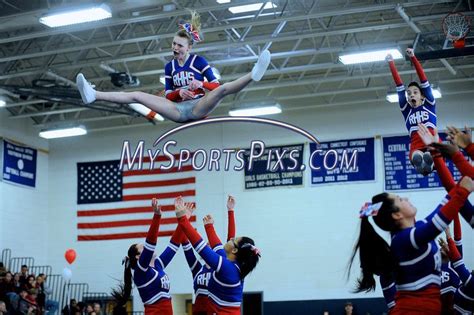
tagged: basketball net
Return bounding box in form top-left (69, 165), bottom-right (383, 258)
top-left (442, 13), bottom-right (471, 49)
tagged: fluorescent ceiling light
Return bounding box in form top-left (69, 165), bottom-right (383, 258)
top-left (217, 0), bottom-right (231, 3)
top-left (339, 49), bottom-right (403, 65)
top-left (39, 4), bottom-right (112, 28)
top-left (385, 93), bottom-right (399, 103)
top-left (39, 125), bottom-right (87, 139)
top-left (229, 103), bottom-right (282, 116)
top-left (229, 2), bottom-right (277, 14)
top-left (162, 4), bottom-right (176, 12)
top-left (226, 12), bottom-right (281, 21)
top-left (386, 87), bottom-right (442, 103)
top-left (0, 100), bottom-right (6, 107)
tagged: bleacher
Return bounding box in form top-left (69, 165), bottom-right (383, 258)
top-left (1, 248), bottom-right (121, 314)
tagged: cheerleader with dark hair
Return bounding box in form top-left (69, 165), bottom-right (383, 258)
top-left (181, 195), bottom-right (237, 315)
top-left (386, 48), bottom-right (437, 175)
top-left (111, 198), bottom-right (190, 315)
top-left (442, 228), bottom-right (474, 314)
top-left (349, 176), bottom-right (473, 314)
top-left (175, 196), bottom-right (259, 315)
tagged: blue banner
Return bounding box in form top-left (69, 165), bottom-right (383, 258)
top-left (244, 143), bottom-right (304, 189)
top-left (309, 138), bottom-right (375, 185)
top-left (383, 134), bottom-right (464, 191)
top-left (2, 140), bottom-right (37, 188)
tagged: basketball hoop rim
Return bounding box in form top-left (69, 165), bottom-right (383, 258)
top-left (442, 12), bottom-right (471, 41)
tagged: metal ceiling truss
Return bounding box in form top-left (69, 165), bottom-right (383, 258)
top-left (0, 0), bottom-right (472, 130)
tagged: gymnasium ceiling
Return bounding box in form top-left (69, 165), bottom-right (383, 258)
top-left (0, 0), bottom-right (473, 133)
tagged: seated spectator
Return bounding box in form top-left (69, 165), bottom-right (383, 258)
top-left (18, 289), bottom-right (37, 315)
top-left (12, 274), bottom-right (21, 294)
top-left (24, 277), bottom-right (35, 292)
top-left (36, 275), bottom-right (58, 315)
top-left (0, 263), bottom-right (7, 278)
top-left (19, 266), bottom-right (29, 288)
top-left (0, 273), bottom-right (13, 299)
top-left (85, 305), bottom-right (93, 315)
top-left (344, 301), bottom-right (354, 315)
top-left (0, 273), bottom-right (16, 310)
top-left (0, 300), bottom-right (11, 315)
top-left (76, 302), bottom-right (85, 315)
top-left (61, 299), bottom-right (79, 315)
top-left (34, 277), bottom-right (45, 313)
top-left (92, 304), bottom-right (101, 315)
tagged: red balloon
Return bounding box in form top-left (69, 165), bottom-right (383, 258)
top-left (65, 249), bottom-right (76, 264)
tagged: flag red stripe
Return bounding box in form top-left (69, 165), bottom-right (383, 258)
top-left (78, 158), bottom-right (196, 240)
top-left (78, 216), bottom-right (196, 229)
top-left (78, 230), bottom-right (174, 241)
top-left (124, 165), bottom-right (194, 176)
top-left (77, 203), bottom-right (196, 217)
top-left (123, 189), bottom-right (195, 201)
top-left (123, 177), bottom-right (195, 189)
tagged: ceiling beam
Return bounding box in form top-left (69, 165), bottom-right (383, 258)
top-left (11, 65), bottom-right (474, 118)
top-left (0, 2), bottom-right (457, 63)
top-left (0, 16), bottom-right (443, 81)
top-left (30, 87), bottom-right (474, 131)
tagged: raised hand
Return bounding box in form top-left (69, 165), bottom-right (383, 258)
top-left (184, 202), bottom-right (195, 219)
top-left (385, 53), bottom-right (394, 62)
top-left (438, 237), bottom-right (449, 258)
top-left (447, 125), bottom-right (472, 149)
top-left (429, 142), bottom-right (459, 158)
top-left (406, 48), bottom-right (415, 57)
top-left (438, 237), bottom-right (448, 249)
top-left (417, 124), bottom-right (439, 146)
top-left (227, 195), bottom-right (235, 211)
top-left (174, 196), bottom-right (186, 217)
top-left (203, 214), bottom-right (214, 225)
top-left (151, 198), bottom-right (161, 215)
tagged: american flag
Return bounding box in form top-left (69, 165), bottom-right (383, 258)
top-left (76, 155), bottom-right (196, 241)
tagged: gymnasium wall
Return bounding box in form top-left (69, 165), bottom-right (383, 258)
top-left (0, 110), bottom-right (49, 265)
top-left (1, 94), bottom-right (473, 313)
